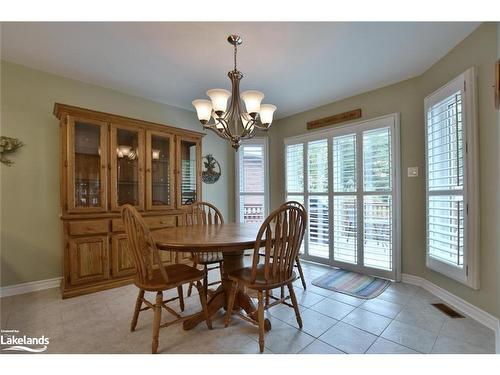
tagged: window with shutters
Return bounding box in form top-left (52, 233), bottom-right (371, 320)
top-left (284, 114), bottom-right (401, 281)
top-left (424, 67), bottom-right (479, 289)
top-left (235, 138), bottom-right (269, 223)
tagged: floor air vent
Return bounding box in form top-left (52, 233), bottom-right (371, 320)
top-left (431, 303), bottom-right (465, 318)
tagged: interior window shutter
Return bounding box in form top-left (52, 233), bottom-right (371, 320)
top-left (286, 143), bottom-right (304, 193)
top-left (424, 67), bottom-right (478, 288)
top-left (427, 91), bottom-right (464, 266)
top-left (307, 139), bottom-right (329, 258)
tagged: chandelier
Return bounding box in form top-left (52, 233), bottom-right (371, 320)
top-left (192, 35), bottom-right (277, 150)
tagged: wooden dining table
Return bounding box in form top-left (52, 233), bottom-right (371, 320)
top-left (152, 222), bottom-right (273, 331)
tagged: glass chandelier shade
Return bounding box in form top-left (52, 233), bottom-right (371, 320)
top-left (192, 35), bottom-right (277, 150)
top-left (206, 89), bottom-right (231, 114)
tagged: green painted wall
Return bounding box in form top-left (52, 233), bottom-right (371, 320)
top-left (268, 23), bottom-right (499, 317)
top-left (0, 61), bottom-right (235, 287)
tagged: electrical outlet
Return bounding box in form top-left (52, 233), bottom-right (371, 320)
top-left (407, 167), bottom-right (419, 177)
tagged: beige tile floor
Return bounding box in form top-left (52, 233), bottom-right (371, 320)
top-left (0, 261), bottom-right (496, 354)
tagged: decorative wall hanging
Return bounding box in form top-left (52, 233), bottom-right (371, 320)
top-left (0, 136), bottom-right (24, 166)
top-left (202, 154), bottom-right (221, 184)
top-left (307, 108), bottom-right (362, 130)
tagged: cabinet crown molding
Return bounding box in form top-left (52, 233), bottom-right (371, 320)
top-left (53, 102), bottom-right (206, 138)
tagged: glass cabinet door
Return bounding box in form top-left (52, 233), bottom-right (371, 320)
top-left (176, 136), bottom-right (201, 208)
top-left (146, 131), bottom-right (174, 210)
top-left (67, 117), bottom-right (108, 212)
top-left (110, 123), bottom-right (145, 211)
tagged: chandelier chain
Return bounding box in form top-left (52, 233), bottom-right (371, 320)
top-left (233, 43), bottom-right (237, 71)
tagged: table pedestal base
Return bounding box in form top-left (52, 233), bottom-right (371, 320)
top-left (182, 250), bottom-right (271, 331)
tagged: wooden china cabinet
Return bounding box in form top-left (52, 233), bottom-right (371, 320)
top-left (54, 103), bottom-right (203, 298)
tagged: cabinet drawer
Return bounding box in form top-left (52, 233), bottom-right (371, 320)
top-left (144, 215), bottom-right (176, 229)
top-left (112, 215), bottom-right (177, 232)
top-left (68, 220), bottom-right (109, 236)
top-left (112, 218), bottom-right (125, 232)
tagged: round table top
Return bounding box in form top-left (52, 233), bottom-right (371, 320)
top-left (152, 222), bottom-right (262, 252)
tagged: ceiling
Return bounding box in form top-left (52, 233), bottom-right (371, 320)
top-left (1, 22), bottom-right (480, 119)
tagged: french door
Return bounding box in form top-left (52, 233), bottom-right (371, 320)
top-left (285, 114), bottom-right (401, 280)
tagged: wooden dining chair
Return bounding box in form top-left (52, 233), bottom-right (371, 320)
top-left (121, 204), bottom-right (212, 354)
top-left (261, 201), bottom-right (308, 305)
top-left (224, 205), bottom-right (307, 352)
top-left (280, 201), bottom-right (308, 289)
top-left (183, 201), bottom-right (225, 298)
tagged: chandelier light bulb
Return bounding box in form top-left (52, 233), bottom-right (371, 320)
top-left (192, 99), bottom-right (213, 124)
top-left (259, 104), bottom-right (277, 126)
top-left (206, 89), bottom-right (231, 115)
top-left (241, 90), bottom-right (264, 116)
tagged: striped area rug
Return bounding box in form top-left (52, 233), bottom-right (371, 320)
top-left (312, 268), bottom-right (391, 299)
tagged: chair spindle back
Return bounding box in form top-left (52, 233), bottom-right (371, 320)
top-left (251, 205), bottom-right (307, 284)
top-left (280, 201), bottom-right (308, 223)
top-left (121, 204), bottom-right (169, 284)
top-left (183, 201), bottom-right (224, 226)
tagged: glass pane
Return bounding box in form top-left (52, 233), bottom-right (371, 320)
top-left (364, 195), bottom-right (392, 270)
top-left (333, 196), bottom-right (357, 264)
top-left (286, 143), bottom-right (304, 193)
top-left (151, 135), bottom-right (171, 206)
top-left (239, 145), bottom-right (265, 193)
top-left (286, 195), bottom-right (304, 205)
top-left (308, 196), bottom-right (329, 258)
top-left (333, 134), bottom-right (356, 192)
top-left (180, 140), bottom-right (197, 205)
top-left (239, 195), bottom-right (265, 223)
top-left (428, 195), bottom-right (464, 267)
top-left (74, 122), bottom-right (101, 207)
top-left (363, 128), bottom-right (392, 192)
top-left (308, 139), bottom-right (328, 193)
top-left (427, 91), bottom-right (463, 191)
top-left (116, 128), bottom-right (140, 206)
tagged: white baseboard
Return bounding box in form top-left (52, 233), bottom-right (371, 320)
top-left (0, 277), bottom-right (62, 298)
top-left (402, 273), bottom-right (500, 354)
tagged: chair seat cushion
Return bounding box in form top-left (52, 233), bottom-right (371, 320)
top-left (192, 251), bottom-right (224, 264)
top-left (134, 264), bottom-right (204, 291)
top-left (228, 264), bottom-right (296, 290)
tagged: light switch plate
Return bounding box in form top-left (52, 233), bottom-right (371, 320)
top-left (407, 167), bottom-right (419, 177)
